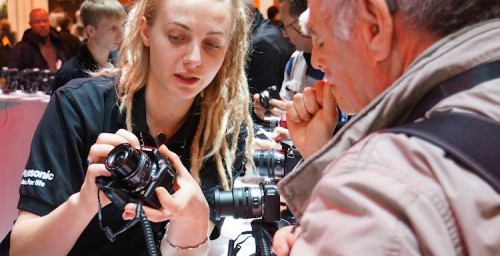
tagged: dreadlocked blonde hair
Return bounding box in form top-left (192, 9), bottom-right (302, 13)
top-left (102, 0), bottom-right (253, 191)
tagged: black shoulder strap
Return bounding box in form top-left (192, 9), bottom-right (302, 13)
top-left (387, 113), bottom-right (500, 193)
top-left (385, 59), bottom-right (500, 193)
top-left (406, 59), bottom-right (500, 122)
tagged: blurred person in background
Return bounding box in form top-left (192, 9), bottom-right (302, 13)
top-left (57, 15), bottom-right (82, 57)
top-left (244, 0), bottom-right (294, 96)
top-left (8, 8), bottom-right (71, 72)
top-left (52, 0), bottom-right (126, 93)
top-left (267, 5), bottom-right (281, 26)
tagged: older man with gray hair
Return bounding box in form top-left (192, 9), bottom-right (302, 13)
top-left (273, 0), bottom-right (500, 255)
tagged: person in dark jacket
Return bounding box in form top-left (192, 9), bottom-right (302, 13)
top-left (52, 0), bottom-right (126, 93)
top-left (8, 8), bottom-right (71, 72)
top-left (57, 15), bottom-right (82, 57)
top-left (244, 0), bottom-right (294, 95)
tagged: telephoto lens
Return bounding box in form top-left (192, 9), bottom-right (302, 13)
top-left (214, 181), bottom-right (281, 222)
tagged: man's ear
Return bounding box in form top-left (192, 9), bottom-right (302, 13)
top-left (357, 0), bottom-right (394, 62)
top-left (139, 16), bottom-right (150, 47)
top-left (85, 24), bottom-right (95, 37)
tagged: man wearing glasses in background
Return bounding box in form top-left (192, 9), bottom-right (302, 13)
top-left (253, 0), bottom-right (324, 121)
top-left (273, 0), bottom-right (500, 255)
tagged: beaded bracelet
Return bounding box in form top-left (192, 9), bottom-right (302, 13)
top-left (163, 224), bottom-right (209, 250)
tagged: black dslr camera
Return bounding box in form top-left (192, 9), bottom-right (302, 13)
top-left (253, 139), bottom-right (301, 179)
top-left (0, 68), bottom-right (20, 94)
top-left (21, 68), bottom-right (41, 94)
top-left (96, 143), bottom-right (176, 209)
top-left (259, 85), bottom-right (280, 109)
top-left (214, 179), bottom-right (281, 222)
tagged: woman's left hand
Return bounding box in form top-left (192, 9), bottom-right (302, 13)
top-left (122, 145), bottom-right (209, 225)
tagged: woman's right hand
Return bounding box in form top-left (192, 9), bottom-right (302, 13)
top-left (77, 129), bottom-right (141, 213)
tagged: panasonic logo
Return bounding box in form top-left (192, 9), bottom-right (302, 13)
top-left (22, 169), bottom-right (55, 181)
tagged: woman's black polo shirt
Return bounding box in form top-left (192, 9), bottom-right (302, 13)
top-left (18, 77), bottom-right (246, 255)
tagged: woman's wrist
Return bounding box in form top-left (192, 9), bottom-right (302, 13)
top-left (164, 219), bottom-right (209, 246)
top-left (163, 222), bottom-right (209, 249)
top-left (160, 221), bottom-right (211, 256)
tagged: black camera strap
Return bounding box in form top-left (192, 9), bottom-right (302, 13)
top-left (383, 59), bottom-right (500, 193)
top-left (96, 190), bottom-right (160, 256)
top-left (96, 190), bottom-right (141, 242)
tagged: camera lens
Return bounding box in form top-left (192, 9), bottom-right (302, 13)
top-left (215, 187), bottom-right (263, 220)
top-left (253, 149), bottom-right (285, 178)
top-left (105, 143), bottom-right (152, 191)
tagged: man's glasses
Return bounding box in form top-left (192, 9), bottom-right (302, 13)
top-left (279, 19), bottom-right (311, 39)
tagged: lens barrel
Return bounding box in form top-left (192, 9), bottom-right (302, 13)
top-left (105, 143), bottom-right (152, 191)
top-left (253, 149), bottom-right (285, 178)
top-left (215, 187), bottom-right (263, 220)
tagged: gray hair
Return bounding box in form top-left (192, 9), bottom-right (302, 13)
top-left (320, 0), bottom-right (500, 40)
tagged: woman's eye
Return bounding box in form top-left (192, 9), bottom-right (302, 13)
top-left (169, 35), bottom-right (183, 42)
top-left (205, 42), bottom-right (221, 49)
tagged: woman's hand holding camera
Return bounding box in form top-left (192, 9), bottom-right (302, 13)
top-left (122, 145), bottom-right (210, 251)
top-left (77, 129), bottom-right (141, 214)
top-left (286, 81), bottom-right (338, 159)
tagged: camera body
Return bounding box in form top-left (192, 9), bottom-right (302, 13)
top-left (259, 85), bottom-right (280, 109)
top-left (215, 179), bottom-right (281, 222)
top-left (0, 68), bottom-right (20, 94)
top-left (96, 143), bottom-right (176, 209)
top-left (21, 68), bottom-right (41, 94)
top-left (253, 139), bottom-right (301, 179)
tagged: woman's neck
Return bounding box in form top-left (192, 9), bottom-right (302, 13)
top-left (144, 85), bottom-right (195, 140)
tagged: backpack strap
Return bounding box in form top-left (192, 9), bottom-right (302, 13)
top-left (385, 113), bottom-right (500, 193)
top-left (383, 59), bottom-right (500, 194)
top-left (405, 59), bottom-right (500, 122)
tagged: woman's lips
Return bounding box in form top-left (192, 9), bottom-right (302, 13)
top-left (175, 74), bottom-right (200, 84)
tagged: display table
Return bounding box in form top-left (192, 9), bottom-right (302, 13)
top-left (0, 91), bottom-right (50, 240)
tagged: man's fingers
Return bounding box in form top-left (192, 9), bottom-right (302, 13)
top-left (323, 83), bottom-right (339, 126)
top-left (291, 93), bottom-right (312, 121)
top-left (302, 87), bottom-right (320, 115)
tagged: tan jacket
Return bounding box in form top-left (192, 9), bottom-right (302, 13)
top-left (278, 19), bottom-right (500, 255)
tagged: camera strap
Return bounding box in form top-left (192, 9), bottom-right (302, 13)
top-left (383, 59), bottom-right (500, 193)
top-left (96, 190), bottom-right (141, 242)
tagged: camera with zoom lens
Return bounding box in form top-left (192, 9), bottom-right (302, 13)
top-left (253, 139), bottom-right (301, 180)
top-left (215, 179), bottom-right (281, 222)
top-left (259, 85), bottom-right (280, 109)
top-left (96, 143), bottom-right (176, 209)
